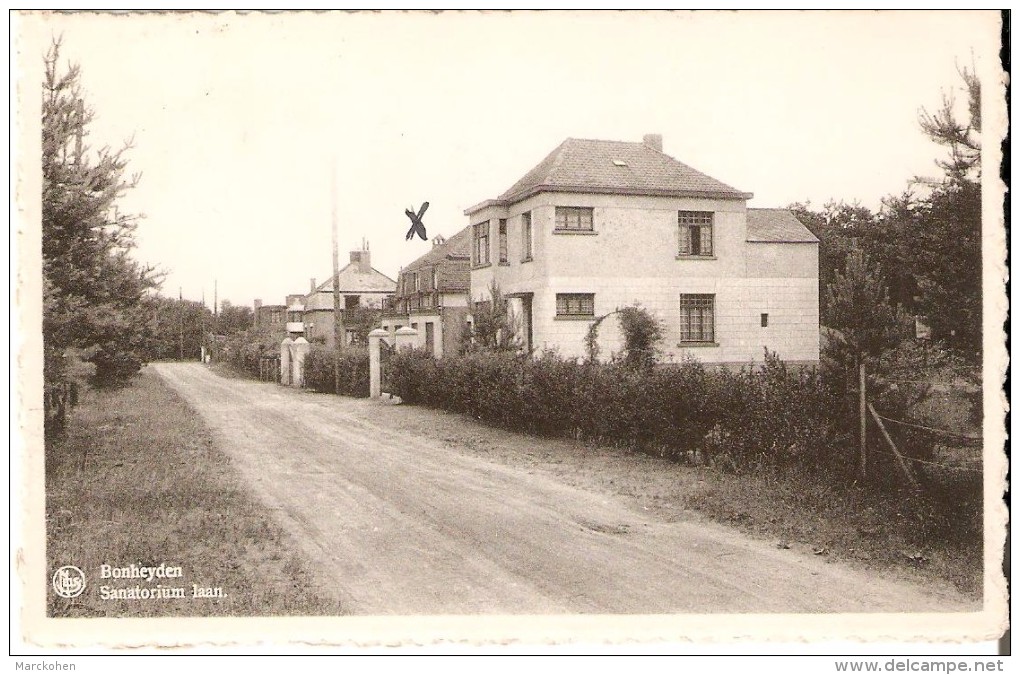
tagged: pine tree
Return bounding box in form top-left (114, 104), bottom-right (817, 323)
top-left (42, 40), bottom-right (159, 387)
top-left (825, 247), bottom-right (911, 362)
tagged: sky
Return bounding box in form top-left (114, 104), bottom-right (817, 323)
top-left (16, 10), bottom-right (1002, 309)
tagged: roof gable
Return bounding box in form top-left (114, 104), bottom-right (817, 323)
top-left (303, 264), bottom-right (396, 311)
top-left (312, 263), bottom-right (396, 293)
top-left (401, 226), bottom-right (471, 273)
top-left (398, 226), bottom-right (471, 294)
top-left (469, 138), bottom-right (751, 213)
top-left (746, 208), bottom-right (819, 243)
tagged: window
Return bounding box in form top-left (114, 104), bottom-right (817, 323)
top-left (556, 293), bottom-right (595, 317)
top-left (430, 267), bottom-right (437, 290)
top-left (679, 294), bottom-right (715, 343)
top-left (761, 313), bottom-right (769, 328)
top-left (555, 206), bottom-right (594, 232)
top-left (345, 295), bottom-right (359, 310)
top-left (522, 212), bottom-right (533, 261)
top-left (413, 271), bottom-right (421, 292)
top-left (473, 221), bottom-right (490, 266)
top-left (678, 211), bottom-right (714, 257)
top-left (498, 219), bottom-right (508, 264)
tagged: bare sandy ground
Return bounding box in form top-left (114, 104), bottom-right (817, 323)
top-left (151, 362), bottom-right (977, 615)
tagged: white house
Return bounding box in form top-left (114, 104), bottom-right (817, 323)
top-left (302, 244), bottom-right (396, 348)
top-left (464, 134), bottom-right (820, 366)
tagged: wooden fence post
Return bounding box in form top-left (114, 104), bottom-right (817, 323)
top-left (868, 403), bottom-right (920, 488)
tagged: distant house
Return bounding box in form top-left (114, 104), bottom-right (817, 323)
top-left (253, 300), bottom-right (287, 331)
top-left (380, 229), bottom-right (472, 356)
top-left (464, 134), bottom-right (820, 365)
top-left (302, 244), bottom-right (397, 348)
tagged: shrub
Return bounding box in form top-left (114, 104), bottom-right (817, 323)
top-left (617, 305), bottom-right (664, 371)
top-left (461, 281), bottom-right (523, 354)
top-left (388, 347), bottom-right (840, 474)
top-left (223, 327), bottom-right (281, 378)
top-left (303, 345), bottom-right (370, 397)
top-left (584, 304), bottom-right (664, 369)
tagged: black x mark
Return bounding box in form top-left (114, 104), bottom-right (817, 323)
top-left (405, 201), bottom-right (429, 241)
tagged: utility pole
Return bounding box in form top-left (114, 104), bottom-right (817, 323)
top-left (201, 288), bottom-right (206, 362)
top-left (213, 279), bottom-right (218, 334)
top-left (178, 287), bottom-right (184, 360)
top-left (330, 161), bottom-right (343, 393)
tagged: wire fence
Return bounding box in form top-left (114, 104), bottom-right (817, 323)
top-left (874, 413), bottom-right (983, 443)
top-left (868, 446), bottom-right (984, 473)
top-left (869, 405), bottom-right (985, 474)
top-left (873, 375), bottom-right (981, 389)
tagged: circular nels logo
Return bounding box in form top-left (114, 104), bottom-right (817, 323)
top-left (52, 565), bottom-right (86, 598)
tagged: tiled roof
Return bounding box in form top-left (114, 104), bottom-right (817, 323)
top-left (746, 208), bottom-right (819, 243)
top-left (396, 227), bottom-right (471, 294)
top-left (402, 226), bottom-right (471, 272)
top-left (303, 264), bottom-right (397, 311)
top-left (467, 138), bottom-right (751, 213)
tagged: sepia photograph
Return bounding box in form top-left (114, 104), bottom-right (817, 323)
top-left (11, 9), bottom-right (1009, 656)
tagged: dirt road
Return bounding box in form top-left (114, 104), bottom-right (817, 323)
top-left (151, 362), bottom-right (975, 615)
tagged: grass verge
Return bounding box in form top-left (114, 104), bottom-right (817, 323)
top-left (679, 465), bottom-right (983, 596)
top-left (46, 367), bottom-right (343, 617)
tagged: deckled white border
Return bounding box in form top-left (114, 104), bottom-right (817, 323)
top-left (11, 9), bottom-right (1009, 651)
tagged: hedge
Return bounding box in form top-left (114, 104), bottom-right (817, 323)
top-left (303, 345), bottom-right (371, 398)
top-left (222, 328), bottom-right (281, 378)
top-left (386, 349), bottom-right (846, 473)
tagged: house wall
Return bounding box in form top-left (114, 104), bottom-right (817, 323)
top-left (745, 242), bottom-right (817, 278)
top-left (304, 309), bottom-right (333, 344)
top-left (471, 193), bottom-right (747, 300)
top-left (406, 314), bottom-right (440, 355)
top-left (528, 277), bottom-right (818, 365)
top-left (380, 305), bottom-right (470, 357)
top-left (305, 290), bottom-right (389, 312)
top-left (304, 289), bottom-right (392, 349)
top-left (441, 306), bottom-right (470, 356)
top-left (441, 293), bottom-right (469, 308)
top-left (379, 316), bottom-right (405, 339)
top-left (468, 193), bottom-right (819, 365)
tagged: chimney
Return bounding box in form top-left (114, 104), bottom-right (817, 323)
top-left (432, 234), bottom-right (446, 248)
top-left (350, 247), bottom-right (372, 274)
top-left (253, 298), bottom-right (262, 327)
top-left (310, 277), bottom-right (317, 292)
top-left (642, 133), bottom-right (663, 152)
